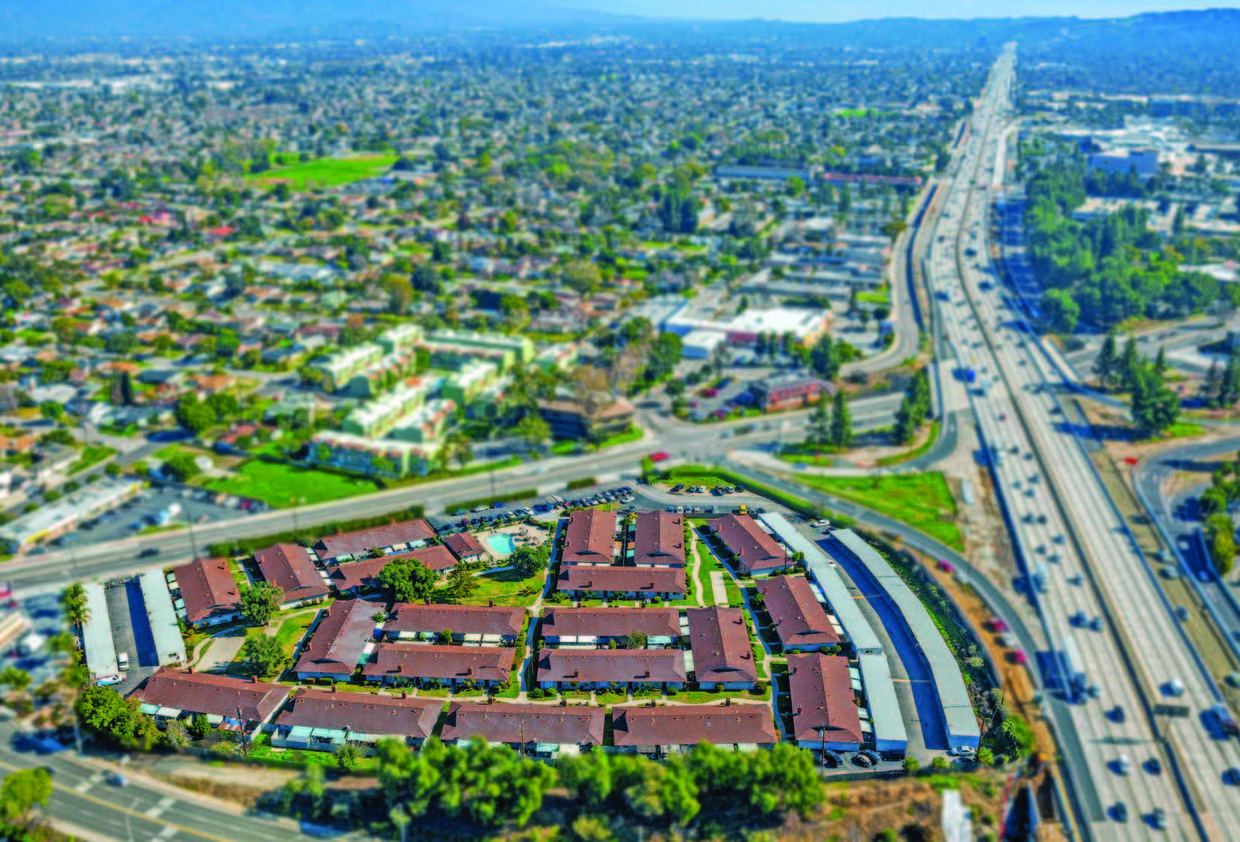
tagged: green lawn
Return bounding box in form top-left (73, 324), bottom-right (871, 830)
top-left (857, 288), bottom-right (891, 305)
top-left (795, 472), bottom-right (964, 551)
top-left (249, 154), bottom-right (398, 189)
top-left (203, 460), bottom-right (382, 508)
top-left (876, 420), bottom-right (941, 467)
top-left (71, 445), bottom-right (118, 474)
top-left (660, 473), bottom-right (731, 489)
top-left (594, 425), bottom-right (643, 450)
top-left (449, 568), bottom-right (544, 607)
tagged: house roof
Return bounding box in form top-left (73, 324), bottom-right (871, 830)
top-left (313, 520), bottom-right (436, 560)
top-left (536, 648), bottom-right (687, 684)
top-left (557, 565), bottom-right (686, 595)
top-left (130, 669), bottom-right (289, 722)
top-left (541, 607), bottom-right (680, 640)
top-left (756, 575), bottom-right (840, 649)
top-left (172, 557), bottom-right (240, 625)
top-left (686, 607), bottom-right (758, 685)
top-left (253, 543), bottom-right (330, 602)
top-left (612, 705), bottom-right (778, 747)
top-left (710, 515), bottom-right (785, 574)
top-left (276, 688), bottom-right (440, 739)
top-left (441, 702), bottom-right (605, 747)
top-left (443, 531), bottom-right (487, 560)
top-left (409, 544), bottom-right (458, 572)
top-left (632, 510), bottom-right (685, 566)
top-left (293, 599), bottom-right (380, 676)
top-left (562, 509), bottom-right (616, 565)
top-left (362, 643), bottom-right (513, 683)
top-left (327, 555), bottom-right (391, 593)
top-left (386, 604), bottom-right (525, 638)
top-left (787, 653), bottom-right (863, 745)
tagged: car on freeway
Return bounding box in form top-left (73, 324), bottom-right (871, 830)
top-left (138, 547), bottom-right (161, 558)
top-left (107, 774), bottom-right (128, 787)
top-left (1009, 650), bottom-right (1028, 665)
top-left (1164, 679), bottom-right (1185, 697)
top-left (1145, 757), bottom-right (1162, 775)
top-left (1151, 808), bottom-right (1166, 830)
top-left (1223, 768), bottom-right (1240, 786)
top-left (1110, 705), bottom-right (1126, 723)
top-left (1111, 803), bottom-right (1128, 823)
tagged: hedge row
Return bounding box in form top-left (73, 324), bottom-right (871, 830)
top-left (565, 477), bottom-right (598, 491)
top-left (207, 505), bottom-right (425, 558)
top-left (446, 489), bottom-right (539, 515)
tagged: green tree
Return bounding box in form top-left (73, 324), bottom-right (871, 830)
top-left (0, 667), bottom-right (31, 694)
top-left (514, 413), bottom-right (550, 449)
top-left (240, 634), bottom-right (287, 677)
top-left (1130, 365), bottom-right (1179, 437)
top-left (563, 261), bottom-right (602, 297)
top-left (61, 583), bottom-right (89, 630)
top-left (445, 565), bottom-right (479, 601)
top-left (1093, 332), bottom-right (1118, 389)
top-left (1206, 512), bottom-right (1237, 576)
top-left (1042, 288), bottom-right (1080, 333)
top-left (0, 767), bottom-right (52, 826)
top-left (621, 631), bottom-right (648, 650)
top-left (1119, 337), bottom-right (1142, 393)
top-left (38, 402), bottom-right (64, 424)
top-left (510, 544), bottom-right (551, 579)
top-left (893, 369), bottom-right (932, 445)
top-left (163, 452), bottom-right (201, 482)
top-left (807, 394), bottom-right (831, 447)
top-left (828, 390), bottom-right (853, 449)
top-left (378, 557), bottom-right (438, 604)
top-left (174, 393), bottom-right (217, 434)
top-left (239, 582), bottom-right (284, 626)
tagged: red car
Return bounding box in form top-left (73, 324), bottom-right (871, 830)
top-left (649, 451), bottom-right (670, 463)
top-left (1009, 650), bottom-right (1028, 665)
top-left (988, 618), bottom-right (1010, 633)
top-left (937, 559), bottom-right (955, 573)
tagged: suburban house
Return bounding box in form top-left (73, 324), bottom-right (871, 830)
top-left (408, 544), bottom-right (459, 574)
top-left (540, 608), bottom-right (681, 649)
top-left (787, 652), bottom-right (863, 752)
top-left (443, 531), bottom-right (488, 563)
top-left (327, 555), bottom-right (392, 595)
top-left (560, 509), bottom-right (617, 566)
top-left (536, 648), bottom-right (687, 691)
top-left (440, 701), bottom-right (605, 758)
top-left (708, 515), bottom-right (786, 575)
top-left (292, 599), bottom-right (382, 681)
top-left (272, 688), bottom-right (440, 751)
top-left (756, 575), bottom-right (841, 651)
top-left (686, 607), bottom-right (758, 690)
top-left (630, 510), bottom-right (686, 567)
top-left (129, 669), bottom-right (290, 737)
top-left (362, 643), bottom-right (513, 689)
top-left (611, 705), bottom-right (778, 756)
top-left (253, 543), bottom-right (331, 608)
top-left (384, 604), bottom-right (524, 645)
top-left (557, 566), bottom-right (687, 601)
top-left (171, 557), bottom-right (240, 627)
top-left (312, 520), bottom-right (436, 564)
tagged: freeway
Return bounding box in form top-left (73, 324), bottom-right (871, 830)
top-left (6, 391), bottom-right (905, 595)
top-left (0, 724), bottom-right (314, 842)
top-left (934, 47), bottom-right (1240, 841)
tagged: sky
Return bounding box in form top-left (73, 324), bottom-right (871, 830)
top-left (567, 0), bottom-right (1238, 21)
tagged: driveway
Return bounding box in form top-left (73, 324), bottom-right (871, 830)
top-left (196, 628), bottom-right (248, 675)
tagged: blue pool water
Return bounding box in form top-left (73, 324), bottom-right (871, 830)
top-left (485, 533), bottom-right (516, 555)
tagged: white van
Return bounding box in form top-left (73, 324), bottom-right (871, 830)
top-left (117, 652), bottom-right (130, 672)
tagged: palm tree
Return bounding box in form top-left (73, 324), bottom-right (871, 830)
top-left (60, 584), bottom-right (89, 631)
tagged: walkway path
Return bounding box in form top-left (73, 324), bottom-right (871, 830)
top-left (709, 571), bottom-right (728, 607)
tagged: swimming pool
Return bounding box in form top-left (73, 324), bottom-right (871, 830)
top-left (484, 533), bottom-right (516, 556)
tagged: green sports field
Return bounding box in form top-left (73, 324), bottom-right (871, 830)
top-left (250, 154), bottom-right (398, 189)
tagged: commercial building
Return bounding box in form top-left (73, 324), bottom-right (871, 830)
top-left (385, 604), bottom-right (524, 645)
top-left (557, 566), bottom-right (686, 601)
top-left (707, 514), bottom-right (786, 575)
top-left (686, 607), bottom-right (758, 690)
top-left (1087, 148), bottom-right (1160, 180)
top-left (630, 511), bottom-right (685, 567)
top-left (536, 648), bottom-right (687, 691)
top-left (171, 557), bottom-right (241, 628)
top-left (130, 670), bottom-right (290, 737)
top-left (612, 706), bottom-right (778, 755)
top-left (787, 653), bottom-right (863, 752)
top-left (293, 599), bottom-right (381, 681)
top-left (138, 572), bottom-right (187, 668)
top-left (748, 374), bottom-right (832, 412)
top-left (540, 608), bottom-right (680, 649)
top-left (756, 575), bottom-right (841, 651)
top-left (362, 643), bottom-right (513, 689)
top-left (537, 396), bottom-right (635, 441)
top-left (253, 544), bottom-right (331, 608)
top-left (273, 688), bottom-right (440, 751)
top-left (0, 480), bottom-right (141, 552)
top-left (82, 583), bottom-right (118, 679)
top-left (561, 509), bottom-right (617, 566)
top-left (440, 702), bottom-right (605, 758)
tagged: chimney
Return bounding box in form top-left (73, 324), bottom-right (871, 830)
top-left (332, 684), bottom-right (338, 694)
top-left (401, 691), bottom-right (407, 699)
top-left (250, 675), bottom-right (258, 683)
top-left (489, 599), bottom-right (495, 607)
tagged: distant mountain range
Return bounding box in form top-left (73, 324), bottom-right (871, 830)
top-left (2, 1), bottom-right (1240, 46)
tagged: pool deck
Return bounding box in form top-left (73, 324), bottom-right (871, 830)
top-left (478, 523), bottom-right (549, 560)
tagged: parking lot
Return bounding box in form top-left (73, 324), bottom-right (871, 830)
top-left (52, 483), bottom-right (267, 551)
top-left (103, 580), bottom-right (157, 696)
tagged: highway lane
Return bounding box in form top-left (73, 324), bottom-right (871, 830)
top-left (928, 49), bottom-right (1200, 839)
top-left (947, 55), bottom-right (1240, 840)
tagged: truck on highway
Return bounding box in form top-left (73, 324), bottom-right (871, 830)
top-left (1031, 562), bottom-right (1049, 594)
top-left (1058, 637), bottom-right (1088, 702)
top-left (957, 367), bottom-right (977, 384)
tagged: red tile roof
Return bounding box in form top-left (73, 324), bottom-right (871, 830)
top-left (253, 543), bottom-right (330, 603)
top-left (386, 604), bottom-right (524, 638)
top-left (441, 702), bottom-right (604, 747)
top-left (562, 509), bottom-right (616, 565)
top-left (410, 544), bottom-right (458, 572)
top-left (756, 575), bottom-right (840, 649)
top-left (130, 669), bottom-right (289, 723)
top-left (787, 653), bottom-right (862, 745)
top-left (276, 688), bottom-right (440, 740)
top-left (362, 643), bottom-right (513, 684)
top-left (541, 607), bottom-right (680, 641)
top-left (709, 515), bottom-right (785, 574)
top-left (172, 557), bottom-right (240, 625)
top-left (686, 607), bottom-right (758, 685)
top-left (536, 648), bottom-right (687, 685)
top-left (293, 599), bottom-right (380, 677)
top-left (313, 520), bottom-right (436, 560)
top-left (327, 555), bottom-right (391, 593)
top-left (612, 705), bottom-right (778, 747)
top-left (443, 532), bottom-right (487, 560)
top-left (557, 566), bottom-right (686, 596)
top-left (632, 510), bottom-right (685, 567)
